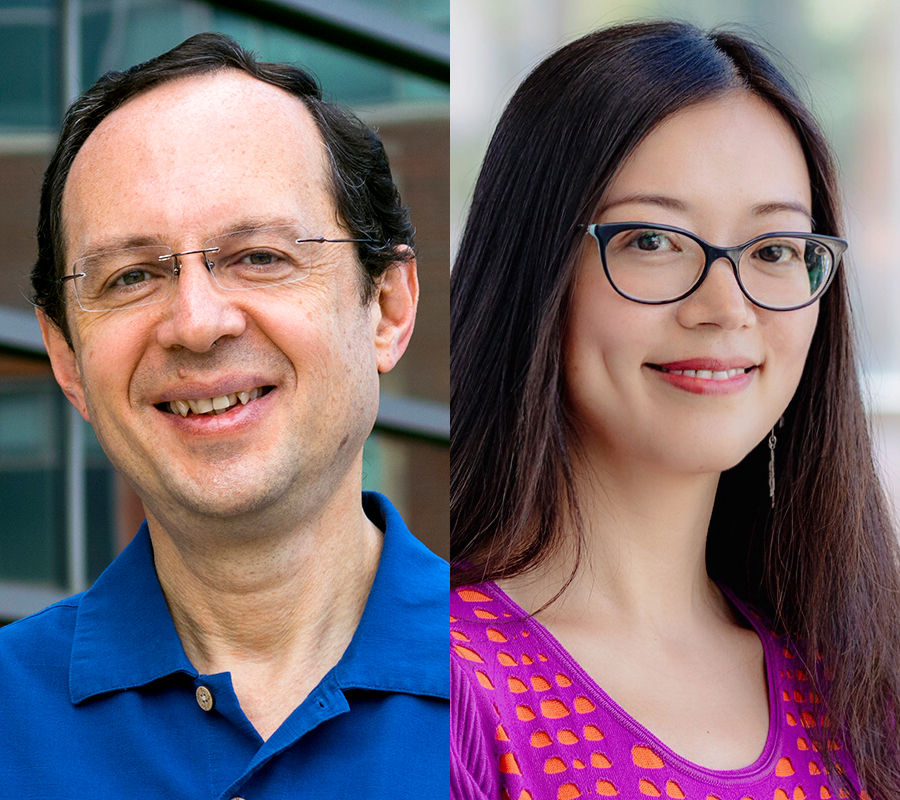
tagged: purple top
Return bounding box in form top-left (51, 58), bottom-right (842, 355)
top-left (451, 583), bottom-right (863, 800)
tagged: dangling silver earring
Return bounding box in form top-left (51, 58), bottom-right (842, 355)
top-left (768, 416), bottom-right (785, 508)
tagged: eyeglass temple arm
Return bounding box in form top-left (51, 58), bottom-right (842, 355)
top-left (296, 237), bottom-right (375, 243)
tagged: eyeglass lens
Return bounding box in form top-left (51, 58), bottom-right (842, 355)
top-left (70, 225), bottom-right (324, 312)
top-left (602, 227), bottom-right (833, 309)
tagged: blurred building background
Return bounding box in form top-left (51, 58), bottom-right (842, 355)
top-left (452, 0), bottom-right (900, 522)
top-left (0, 0), bottom-right (449, 622)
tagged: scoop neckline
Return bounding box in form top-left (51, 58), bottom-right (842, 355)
top-left (482, 580), bottom-right (783, 787)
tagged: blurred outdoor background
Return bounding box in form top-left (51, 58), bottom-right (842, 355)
top-left (0, 0), bottom-right (449, 622)
top-left (452, 0), bottom-right (900, 524)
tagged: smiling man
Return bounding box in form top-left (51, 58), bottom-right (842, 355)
top-left (0, 34), bottom-right (447, 797)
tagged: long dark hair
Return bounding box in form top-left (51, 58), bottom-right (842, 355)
top-left (451, 21), bottom-right (900, 798)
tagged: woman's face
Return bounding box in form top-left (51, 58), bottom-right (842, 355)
top-left (565, 91), bottom-right (819, 476)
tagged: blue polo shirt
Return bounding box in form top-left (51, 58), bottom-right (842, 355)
top-left (0, 493), bottom-right (448, 798)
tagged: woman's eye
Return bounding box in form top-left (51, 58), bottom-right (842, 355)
top-left (755, 243), bottom-right (800, 263)
top-left (630, 231), bottom-right (674, 251)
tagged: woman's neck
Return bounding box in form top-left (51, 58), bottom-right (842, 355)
top-left (499, 460), bottom-right (732, 634)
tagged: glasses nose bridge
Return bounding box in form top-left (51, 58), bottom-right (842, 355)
top-left (702, 241), bottom-right (742, 275)
top-left (696, 240), bottom-right (746, 293)
top-left (162, 246), bottom-right (219, 278)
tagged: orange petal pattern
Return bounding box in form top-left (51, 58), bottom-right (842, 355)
top-left (632, 746), bottom-right (665, 769)
top-left (499, 753), bottom-right (521, 775)
top-left (540, 699), bottom-right (570, 719)
top-left (557, 729), bottom-right (578, 745)
top-left (665, 780), bottom-right (685, 799)
top-left (530, 731), bottom-right (552, 748)
top-left (639, 778), bottom-right (662, 796)
top-left (596, 780), bottom-right (619, 796)
top-left (544, 757), bottom-right (566, 774)
top-left (776, 757), bottom-right (794, 776)
top-left (583, 725), bottom-right (604, 740)
top-left (475, 671), bottom-right (495, 690)
top-left (453, 644), bottom-right (484, 662)
top-left (515, 705), bottom-right (536, 721)
top-left (573, 696), bottom-right (595, 714)
top-left (457, 588), bottom-right (492, 602)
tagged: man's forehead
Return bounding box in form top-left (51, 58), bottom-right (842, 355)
top-left (63, 69), bottom-right (334, 255)
top-left (84, 69), bottom-right (321, 149)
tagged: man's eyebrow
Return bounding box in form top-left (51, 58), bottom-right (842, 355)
top-left (75, 235), bottom-right (164, 259)
top-left (75, 218), bottom-right (306, 258)
top-left (211, 217), bottom-right (301, 236)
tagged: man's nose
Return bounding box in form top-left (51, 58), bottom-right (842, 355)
top-left (155, 253), bottom-right (247, 351)
top-left (674, 257), bottom-right (756, 330)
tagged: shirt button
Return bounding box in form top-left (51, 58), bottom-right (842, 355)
top-left (196, 685), bottom-right (214, 712)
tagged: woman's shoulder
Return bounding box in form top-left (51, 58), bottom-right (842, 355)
top-left (451, 582), bottom-right (508, 623)
top-left (717, 585), bottom-right (800, 664)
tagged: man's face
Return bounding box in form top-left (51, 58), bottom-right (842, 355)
top-left (40, 71), bottom-right (415, 529)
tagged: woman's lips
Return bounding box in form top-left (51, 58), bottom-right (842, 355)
top-left (646, 362), bottom-right (758, 395)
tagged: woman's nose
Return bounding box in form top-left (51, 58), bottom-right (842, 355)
top-left (674, 257), bottom-right (756, 330)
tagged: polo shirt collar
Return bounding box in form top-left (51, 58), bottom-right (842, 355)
top-left (69, 520), bottom-right (195, 704)
top-left (69, 492), bottom-right (448, 705)
top-left (334, 492), bottom-right (449, 700)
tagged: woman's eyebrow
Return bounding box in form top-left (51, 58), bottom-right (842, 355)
top-left (751, 200), bottom-right (813, 220)
top-left (598, 195), bottom-right (813, 222)
top-left (598, 194), bottom-right (688, 214)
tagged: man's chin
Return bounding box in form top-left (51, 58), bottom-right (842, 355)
top-left (144, 471), bottom-right (297, 531)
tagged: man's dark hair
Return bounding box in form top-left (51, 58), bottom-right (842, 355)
top-left (32, 32), bottom-right (414, 345)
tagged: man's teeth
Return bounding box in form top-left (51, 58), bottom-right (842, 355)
top-left (663, 368), bottom-right (747, 380)
top-left (168, 387), bottom-right (263, 417)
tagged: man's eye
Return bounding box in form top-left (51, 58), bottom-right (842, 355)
top-left (243, 251), bottom-right (276, 266)
top-left (113, 269), bottom-right (152, 286)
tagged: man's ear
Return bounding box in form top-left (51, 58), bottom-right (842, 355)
top-left (373, 248), bottom-right (418, 374)
top-left (36, 309), bottom-right (90, 422)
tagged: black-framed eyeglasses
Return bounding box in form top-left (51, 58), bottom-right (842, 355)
top-left (585, 222), bottom-right (847, 311)
top-left (60, 224), bottom-right (376, 313)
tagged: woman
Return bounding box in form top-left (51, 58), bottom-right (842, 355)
top-left (451, 21), bottom-right (900, 800)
